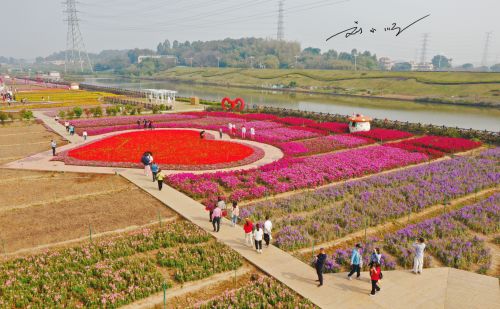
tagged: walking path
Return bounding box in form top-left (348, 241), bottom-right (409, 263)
top-left (2, 113), bottom-right (498, 308)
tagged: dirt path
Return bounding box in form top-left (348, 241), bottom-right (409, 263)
top-left (0, 217), bottom-right (178, 259)
top-left (239, 146), bottom-right (485, 206)
top-left (121, 265), bottom-right (254, 309)
top-left (294, 188), bottom-right (499, 255)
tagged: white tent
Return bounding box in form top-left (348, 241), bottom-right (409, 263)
top-left (143, 89), bottom-right (177, 108)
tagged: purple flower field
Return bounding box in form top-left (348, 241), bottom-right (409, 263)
top-left (243, 148), bottom-right (499, 251)
top-left (384, 193), bottom-right (499, 273)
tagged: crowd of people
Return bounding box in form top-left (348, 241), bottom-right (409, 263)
top-left (137, 119), bottom-right (155, 130)
top-left (227, 123), bottom-right (256, 140)
top-left (314, 239), bottom-right (426, 295)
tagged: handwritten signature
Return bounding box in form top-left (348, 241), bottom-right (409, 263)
top-left (326, 14), bottom-right (430, 41)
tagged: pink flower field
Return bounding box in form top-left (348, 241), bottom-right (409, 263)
top-left (280, 134), bottom-right (374, 156)
top-left (167, 145), bottom-right (429, 204)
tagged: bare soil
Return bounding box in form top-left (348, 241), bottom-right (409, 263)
top-left (0, 169), bottom-right (175, 253)
top-left (0, 121), bottom-right (67, 163)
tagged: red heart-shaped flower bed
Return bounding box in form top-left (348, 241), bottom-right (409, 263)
top-left (59, 130), bottom-right (263, 170)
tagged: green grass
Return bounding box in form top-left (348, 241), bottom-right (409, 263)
top-left (154, 68), bottom-right (500, 104)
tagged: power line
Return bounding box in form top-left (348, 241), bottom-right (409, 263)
top-left (64, 0), bottom-right (93, 72)
top-left (277, 0), bottom-right (284, 41)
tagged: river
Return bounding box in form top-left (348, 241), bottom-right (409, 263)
top-left (84, 77), bottom-right (500, 132)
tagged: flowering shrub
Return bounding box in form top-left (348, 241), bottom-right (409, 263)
top-left (280, 134), bottom-right (374, 156)
top-left (191, 276), bottom-right (317, 308)
top-left (275, 116), bottom-right (317, 126)
top-left (64, 114), bottom-right (199, 128)
top-left (241, 113), bottom-right (279, 121)
top-left (157, 242), bottom-right (242, 283)
top-left (254, 126), bottom-right (322, 143)
top-left (449, 193), bottom-right (500, 235)
top-left (0, 221), bottom-right (243, 308)
top-left (308, 121), bottom-right (349, 134)
top-left (352, 128), bottom-right (413, 141)
top-left (385, 140), bottom-right (445, 159)
top-left (409, 136), bottom-right (482, 153)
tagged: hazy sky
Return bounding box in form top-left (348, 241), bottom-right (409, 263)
top-left (3, 0), bottom-right (500, 65)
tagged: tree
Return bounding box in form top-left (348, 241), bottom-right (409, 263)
top-left (303, 47), bottom-right (321, 55)
top-left (392, 62), bottom-right (412, 71)
top-left (432, 55), bottom-right (451, 70)
top-left (461, 63), bottom-right (474, 70)
top-left (73, 106), bottom-right (83, 118)
top-left (0, 111), bottom-right (7, 124)
top-left (58, 110), bottom-right (66, 119)
top-left (20, 109), bottom-right (33, 120)
top-left (490, 64), bottom-right (500, 72)
top-left (91, 106), bottom-right (103, 117)
top-left (66, 110), bottom-right (75, 119)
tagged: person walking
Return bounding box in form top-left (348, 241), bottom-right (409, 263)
top-left (151, 162), bottom-right (159, 182)
top-left (263, 216), bottom-right (272, 247)
top-left (137, 119), bottom-right (141, 128)
top-left (347, 243), bottom-right (362, 280)
top-left (64, 121), bottom-right (69, 132)
top-left (243, 218), bottom-right (253, 247)
top-left (231, 201), bottom-right (239, 227)
top-left (212, 204), bottom-right (222, 232)
top-left (155, 169), bottom-right (165, 191)
top-left (241, 125), bottom-right (247, 139)
top-left (50, 139), bottom-right (57, 156)
top-left (315, 248), bottom-right (327, 287)
top-left (253, 223), bottom-right (264, 253)
top-left (369, 262), bottom-right (382, 296)
top-left (228, 123), bottom-right (233, 136)
top-left (413, 237), bottom-right (426, 274)
top-left (82, 130), bottom-right (88, 141)
top-left (219, 128), bottom-right (223, 139)
top-left (370, 247), bottom-right (382, 266)
top-left (141, 152), bottom-right (151, 176)
top-left (250, 127), bottom-right (255, 140)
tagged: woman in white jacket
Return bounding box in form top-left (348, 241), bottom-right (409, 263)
top-left (253, 223), bottom-right (264, 253)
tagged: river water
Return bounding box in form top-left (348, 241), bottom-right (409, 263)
top-left (85, 78), bottom-right (499, 132)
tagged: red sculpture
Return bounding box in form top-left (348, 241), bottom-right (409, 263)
top-left (221, 97), bottom-right (245, 111)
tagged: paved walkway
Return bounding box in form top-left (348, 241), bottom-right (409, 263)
top-left (3, 113), bottom-right (499, 308)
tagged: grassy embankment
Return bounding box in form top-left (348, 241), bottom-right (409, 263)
top-left (153, 68), bottom-right (500, 106)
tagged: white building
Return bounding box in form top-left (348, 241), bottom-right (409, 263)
top-left (410, 62), bottom-right (434, 71)
top-left (378, 57), bottom-right (394, 70)
top-left (138, 55), bottom-right (178, 64)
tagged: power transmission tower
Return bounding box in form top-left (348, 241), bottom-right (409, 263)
top-left (419, 33), bottom-right (429, 64)
top-left (277, 1), bottom-right (284, 41)
top-left (481, 32), bottom-right (492, 68)
top-left (64, 0), bottom-right (93, 73)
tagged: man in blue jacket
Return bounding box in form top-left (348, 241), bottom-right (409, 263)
top-left (347, 243), bottom-right (362, 280)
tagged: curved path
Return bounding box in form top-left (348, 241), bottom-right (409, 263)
top-left (2, 113), bottom-right (498, 309)
top-left (4, 112), bottom-right (283, 175)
